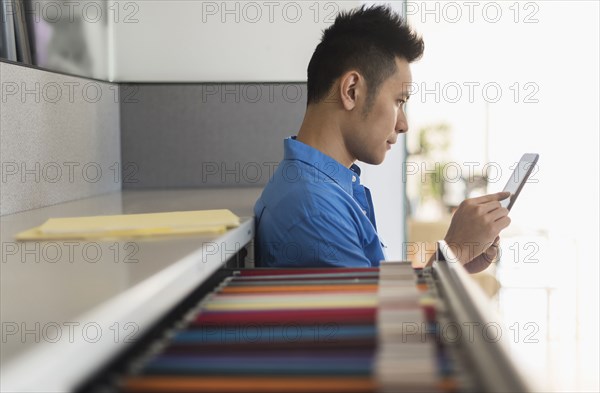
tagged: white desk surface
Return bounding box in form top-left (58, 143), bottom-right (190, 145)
top-left (0, 188), bottom-right (262, 392)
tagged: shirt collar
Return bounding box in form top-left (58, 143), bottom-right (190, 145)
top-left (283, 136), bottom-right (362, 194)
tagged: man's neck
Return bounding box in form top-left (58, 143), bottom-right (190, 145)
top-left (296, 105), bottom-right (355, 168)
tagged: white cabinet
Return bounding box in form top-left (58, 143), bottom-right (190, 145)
top-left (11, 1), bottom-right (405, 82)
top-left (108, 1), bottom-right (364, 82)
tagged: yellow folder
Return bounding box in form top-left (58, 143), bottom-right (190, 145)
top-left (15, 209), bottom-right (240, 241)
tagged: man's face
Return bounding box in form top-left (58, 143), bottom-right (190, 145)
top-left (344, 57), bottom-right (412, 165)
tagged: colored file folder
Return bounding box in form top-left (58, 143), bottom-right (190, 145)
top-left (15, 209), bottom-right (240, 240)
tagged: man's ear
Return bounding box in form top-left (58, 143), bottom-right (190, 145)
top-left (339, 71), bottom-right (362, 111)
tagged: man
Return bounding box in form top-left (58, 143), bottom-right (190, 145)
top-left (254, 5), bottom-right (509, 273)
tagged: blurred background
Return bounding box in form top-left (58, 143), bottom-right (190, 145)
top-left (405, 2), bottom-right (599, 391)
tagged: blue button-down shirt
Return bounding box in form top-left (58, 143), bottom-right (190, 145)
top-left (253, 137), bottom-right (386, 267)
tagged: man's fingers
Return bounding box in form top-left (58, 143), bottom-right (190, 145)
top-left (480, 200), bottom-right (504, 214)
top-left (495, 216), bottom-right (511, 231)
top-left (471, 191), bottom-right (511, 203)
top-left (489, 206), bottom-right (510, 221)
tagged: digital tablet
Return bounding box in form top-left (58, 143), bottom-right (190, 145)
top-left (500, 153), bottom-right (539, 211)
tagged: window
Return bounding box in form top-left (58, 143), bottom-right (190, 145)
top-left (406, 2), bottom-right (599, 390)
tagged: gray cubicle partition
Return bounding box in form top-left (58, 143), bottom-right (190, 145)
top-left (119, 83), bottom-right (306, 189)
top-left (0, 60), bottom-right (121, 216)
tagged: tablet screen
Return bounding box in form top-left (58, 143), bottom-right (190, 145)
top-left (500, 153), bottom-right (539, 210)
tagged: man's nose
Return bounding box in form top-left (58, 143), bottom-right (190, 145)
top-left (396, 111), bottom-right (408, 134)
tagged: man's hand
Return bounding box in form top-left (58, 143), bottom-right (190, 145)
top-left (444, 192), bottom-right (511, 266)
top-left (463, 236), bottom-right (500, 273)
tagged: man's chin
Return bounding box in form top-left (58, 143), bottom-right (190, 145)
top-left (362, 154), bottom-right (386, 166)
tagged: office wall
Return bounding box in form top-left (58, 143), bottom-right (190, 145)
top-left (358, 138), bottom-right (406, 261)
top-left (0, 61), bottom-right (121, 215)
